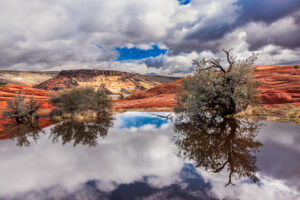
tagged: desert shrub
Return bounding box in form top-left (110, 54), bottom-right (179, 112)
top-left (94, 88), bottom-right (112, 113)
top-left (2, 94), bottom-right (41, 123)
top-left (49, 87), bottom-right (111, 115)
top-left (118, 93), bottom-right (125, 100)
top-left (175, 49), bottom-right (259, 118)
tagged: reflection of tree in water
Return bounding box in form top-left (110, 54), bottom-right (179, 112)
top-left (174, 116), bottom-right (262, 186)
top-left (49, 114), bottom-right (114, 147)
top-left (4, 114), bottom-right (114, 147)
top-left (4, 120), bottom-right (44, 147)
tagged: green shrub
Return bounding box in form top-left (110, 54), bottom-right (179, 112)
top-left (50, 87), bottom-right (112, 115)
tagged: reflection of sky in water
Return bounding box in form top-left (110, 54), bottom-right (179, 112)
top-left (119, 114), bottom-right (169, 129)
top-left (0, 112), bottom-right (299, 200)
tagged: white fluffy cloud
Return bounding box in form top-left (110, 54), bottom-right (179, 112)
top-left (0, 0), bottom-right (299, 75)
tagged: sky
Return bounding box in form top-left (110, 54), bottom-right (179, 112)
top-left (0, 0), bottom-right (300, 76)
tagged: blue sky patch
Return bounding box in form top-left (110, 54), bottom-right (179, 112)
top-left (115, 45), bottom-right (167, 61)
top-left (120, 116), bottom-right (168, 129)
top-left (178, 0), bottom-right (191, 5)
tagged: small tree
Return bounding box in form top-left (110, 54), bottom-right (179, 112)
top-left (2, 94), bottom-right (41, 123)
top-left (175, 49), bottom-right (259, 118)
top-left (95, 88), bottom-right (112, 113)
top-left (50, 87), bottom-right (112, 115)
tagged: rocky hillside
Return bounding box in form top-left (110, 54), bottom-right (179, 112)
top-left (34, 69), bottom-right (170, 94)
top-left (0, 65), bottom-right (299, 113)
top-left (0, 71), bottom-right (58, 86)
top-left (114, 65), bottom-right (300, 110)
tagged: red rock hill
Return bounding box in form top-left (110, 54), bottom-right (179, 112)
top-left (114, 65), bottom-right (300, 110)
top-left (0, 65), bottom-right (299, 112)
top-left (34, 69), bottom-right (165, 94)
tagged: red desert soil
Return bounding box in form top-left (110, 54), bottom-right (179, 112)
top-left (0, 64), bottom-right (299, 117)
top-left (113, 65), bottom-right (300, 110)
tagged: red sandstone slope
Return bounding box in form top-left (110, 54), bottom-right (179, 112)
top-left (125, 80), bottom-right (182, 100)
top-left (114, 65), bottom-right (300, 110)
top-left (0, 85), bottom-right (54, 115)
top-left (113, 80), bottom-right (182, 110)
top-left (255, 65), bottom-right (300, 104)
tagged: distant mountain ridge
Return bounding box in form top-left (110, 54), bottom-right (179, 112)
top-left (0, 71), bottom-right (58, 86)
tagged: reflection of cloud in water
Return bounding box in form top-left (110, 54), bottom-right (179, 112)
top-left (4, 164), bottom-right (214, 200)
top-left (0, 117), bottom-right (182, 197)
top-left (256, 122), bottom-right (300, 192)
top-left (0, 113), bottom-right (299, 199)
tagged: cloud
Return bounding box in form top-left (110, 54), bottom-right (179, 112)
top-left (0, 0), bottom-right (299, 75)
top-left (236, 0), bottom-right (300, 24)
top-left (243, 16), bottom-right (300, 50)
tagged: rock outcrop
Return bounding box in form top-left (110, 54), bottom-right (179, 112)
top-left (34, 69), bottom-right (163, 94)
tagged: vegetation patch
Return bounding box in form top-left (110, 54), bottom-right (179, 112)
top-left (49, 87), bottom-right (112, 119)
top-left (175, 49), bottom-right (259, 118)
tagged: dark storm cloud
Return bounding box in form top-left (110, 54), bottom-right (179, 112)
top-left (185, 23), bottom-right (233, 43)
top-left (184, 0), bottom-right (300, 52)
top-left (236, 0), bottom-right (300, 24)
top-left (245, 21), bottom-right (300, 51)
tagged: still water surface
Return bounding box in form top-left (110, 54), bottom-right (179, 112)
top-left (0, 112), bottom-right (299, 200)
